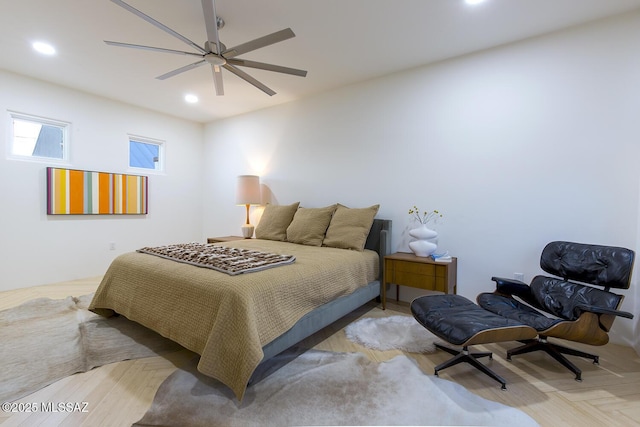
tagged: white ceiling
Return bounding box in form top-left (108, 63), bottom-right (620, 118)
top-left (2, 0), bottom-right (640, 123)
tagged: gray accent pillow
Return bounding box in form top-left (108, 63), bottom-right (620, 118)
top-left (255, 202), bottom-right (300, 241)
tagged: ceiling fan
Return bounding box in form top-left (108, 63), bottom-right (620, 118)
top-left (104, 0), bottom-right (307, 96)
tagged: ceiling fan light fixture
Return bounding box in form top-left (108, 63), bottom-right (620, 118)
top-left (205, 53), bottom-right (226, 66)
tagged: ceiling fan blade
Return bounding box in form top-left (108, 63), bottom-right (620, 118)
top-left (223, 64), bottom-right (276, 96)
top-left (201, 0), bottom-right (222, 55)
top-left (223, 28), bottom-right (296, 59)
top-left (156, 59), bottom-right (207, 80)
top-left (104, 41), bottom-right (203, 57)
top-left (226, 58), bottom-right (307, 77)
top-left (211, 65), bottom-right (224, 96)
top-left (110, 0), bottom-right (206, 54)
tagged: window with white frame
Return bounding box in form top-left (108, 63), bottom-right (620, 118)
top-left (129, 135), bottom-right (164, 171)
top-left (9, 112), bottom-right (69, 162)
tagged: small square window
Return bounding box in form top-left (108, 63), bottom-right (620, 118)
top-left (129, 136), bottom-right (163, 171)
top-left (9, 112), bottom-right (69, 162)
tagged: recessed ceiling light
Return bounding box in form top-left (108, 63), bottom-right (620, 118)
top-left (32, 41), bottom-right (56, 55)
top-left (184, 94), bottom-right (199, 104)
top-left (465, 0), bottom-right (486, 5)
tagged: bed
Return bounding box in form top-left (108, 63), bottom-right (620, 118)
top-left (89, 205), bottom-right (390, 401)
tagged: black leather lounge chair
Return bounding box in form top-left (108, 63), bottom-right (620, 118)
top-left (477, 241), bottom-right (635, 381)
top-left (411, 241), bottom-right (634, 390)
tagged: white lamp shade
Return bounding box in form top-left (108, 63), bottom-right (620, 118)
top-left (236, 175), bottom-right (261, 205)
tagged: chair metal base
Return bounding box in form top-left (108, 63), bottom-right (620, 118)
top-left (507, 337), bottom-right (600, 382)
top-left (434, 343), bottom-right (507, 390)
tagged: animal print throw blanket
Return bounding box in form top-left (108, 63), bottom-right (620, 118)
top-left (137, 243), bottom-right (296, 275)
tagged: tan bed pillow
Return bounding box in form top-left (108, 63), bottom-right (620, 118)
top-left (255, 202), bottom-right (300, 241)
top-left (286, 205), bottom-right (338, 246)
top-left (323, 204), bottom-right (380, 251)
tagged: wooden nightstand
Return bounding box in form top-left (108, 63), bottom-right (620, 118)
top-left (383, 252), bottom-right (457, 310)
top-left (207, 236), bottom-right (247, 243)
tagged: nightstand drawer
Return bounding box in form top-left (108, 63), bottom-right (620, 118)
top-left (382, 252), bottom-right (457, 310)
top-left (389, 260), bottom-right (436, 276)
top-left (390, 271), bottom-right (446, 292)
top-left (207, 236), bottom-right (245, 243)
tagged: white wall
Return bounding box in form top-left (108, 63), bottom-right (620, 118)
top-left (202, 12), bottom-right (640, 347)
top-left (0, 70), bottom-right (204, 291)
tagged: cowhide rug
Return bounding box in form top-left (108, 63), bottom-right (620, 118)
top-left (345, 314), bottom-right (440, 352)
top-left (0, 294), bottom-right (182, 402)
top-left (135, 349), bottom-right (539, 427)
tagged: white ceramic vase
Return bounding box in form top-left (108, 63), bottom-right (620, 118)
top-left (408, 224), bottom-right (438, 257)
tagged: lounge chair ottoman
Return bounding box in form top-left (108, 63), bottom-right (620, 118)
top-left (411, 294), bottom-right (537, 390)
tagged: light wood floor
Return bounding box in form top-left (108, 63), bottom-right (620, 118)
top-left (1, 278), bottom-right (639, 427)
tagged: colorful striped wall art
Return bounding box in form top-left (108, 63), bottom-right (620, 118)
top-left (46, 167), bottom-right (148, 215)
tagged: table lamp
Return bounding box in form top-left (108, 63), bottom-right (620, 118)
top-left (236, 175), bottom-right (261, 238)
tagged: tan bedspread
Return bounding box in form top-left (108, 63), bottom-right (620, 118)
top-left (89, 239), bottom-right (379, 400)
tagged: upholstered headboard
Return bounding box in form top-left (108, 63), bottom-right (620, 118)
top-left (365, 219), bottom-right (391, 255)
top-left (365, 219), bottom-right (392, 281)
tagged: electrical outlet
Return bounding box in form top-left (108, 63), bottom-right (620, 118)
top-left (514, 272), bottom-right (524, 282)
top-left (109, 242), bottom-right (116, 251)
